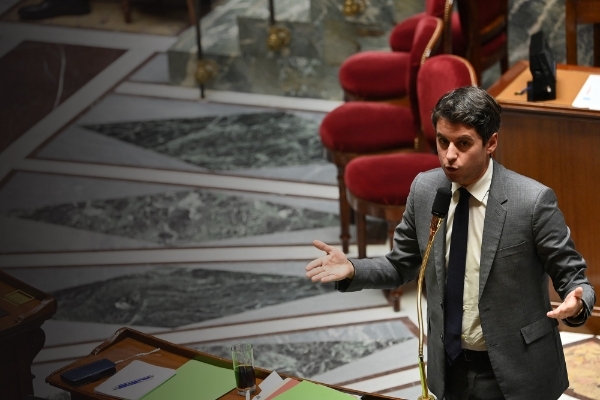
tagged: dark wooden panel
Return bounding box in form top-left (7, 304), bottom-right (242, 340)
top-left (491, 63), bottom-right (600, 333)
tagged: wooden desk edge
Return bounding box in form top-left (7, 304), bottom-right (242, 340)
top-left (46, 327), bottom-right (402, 400)
top-left (0, 270), bottom-right (57, 337)
top-left (487, 61), bottom-right (600, 119)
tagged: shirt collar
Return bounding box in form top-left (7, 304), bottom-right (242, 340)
top-left (451, 158), bottom-right (493, 203)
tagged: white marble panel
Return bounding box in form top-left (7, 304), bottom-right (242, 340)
top-left (311, 339), bottom-right (421, 385)
top-left (114, 83), bottom-right (342, 112)
top-left (182, 289), bottom-right (389, 328)
top-left (37, 126), bottom-right (207, 172)
top-left (0, 216), bottom-right (159, 253)
top-left (2, 264), bottom-right (159, 293)
top-left (77, 93), bottom-right (271, 124)
top-left (0, 171), bottom-right (189, 211)
top-left (129, 53), bottom-right (171, 83)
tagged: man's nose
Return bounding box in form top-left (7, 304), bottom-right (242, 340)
top-left (446, 143), bottom-right (458, 161)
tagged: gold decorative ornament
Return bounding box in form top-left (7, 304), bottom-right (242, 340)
top-left (266, 25), bottom-right (291, 51)
top-left (343, 0), bottom-right (366, 17)
top-left (195, 59), bottom-right (219, 85)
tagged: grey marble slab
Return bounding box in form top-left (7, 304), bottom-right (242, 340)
top-left (4, 187), bottom-right (339, 246)
top-left (83, 111), bottom-right (326, 172)
top-left (50, 267), bottom-right (335, 327)
top-left (167, 0), bottom-right (594, 98)
top-left (195, 320), bottom-right (414, 378)
top-left (242, 0), bottom-right (310, 21)
top-left (201, 340), bottom-right (407, 378)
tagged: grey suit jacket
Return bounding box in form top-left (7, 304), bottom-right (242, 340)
top-left (342, 159), bottom-right (595, 400)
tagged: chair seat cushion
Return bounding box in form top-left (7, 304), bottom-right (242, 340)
top-left (339, 51), bottom-right (409, 100)
top-left (345, 153), bottom-right (441, 205)
top-left (319, 102), bottom-right (417, 153)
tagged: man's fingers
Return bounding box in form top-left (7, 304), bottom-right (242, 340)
top-left (313, 239), bottom-right (333, 254)
top-left (305, 258), bottom-right (323, 271)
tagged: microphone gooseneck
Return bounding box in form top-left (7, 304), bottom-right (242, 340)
top-left (416, 187), bottom-right (451, 400)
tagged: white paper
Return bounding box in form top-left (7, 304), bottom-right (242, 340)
top-left (257, 370), bottom-right (284, 394)
top-left (253, 376), bottom-right (289, 400)
top-left (572, 74), bottom-right (600, 110)
top-left (94, 360), bottom-right (176, 400)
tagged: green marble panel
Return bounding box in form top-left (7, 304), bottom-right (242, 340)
top-left (50, 267), bottom-right (336, 327)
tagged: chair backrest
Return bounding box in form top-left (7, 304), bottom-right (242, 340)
top-left (566, 0), bottom-right (600, 66)
top-left (407, 15), bottom-right (444, 127)
top-left (389, 0), bottom-right (452, 53)
top-left (455, 0), bottom-right (509, 83)
top-left (417, 55), bottom-right (477, 150)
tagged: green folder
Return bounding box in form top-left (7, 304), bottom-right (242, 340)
top-left (273, 380), bottom-right (356, 399)
top-left (141, 359), bottom-right (236, 400)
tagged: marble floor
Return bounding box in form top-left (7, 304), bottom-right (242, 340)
top-left (0, 2), bottom-right (598, 400)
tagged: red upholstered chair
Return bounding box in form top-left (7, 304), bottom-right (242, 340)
top-left (320, 15), bottom-right (443, 254)
top-left (339, 0), bottom-right (464, 102)
top-left (344, 55), bottom-right (477, 311)
top-left (455, 0), bottom-right (509, 84)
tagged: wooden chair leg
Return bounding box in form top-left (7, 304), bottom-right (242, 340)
top-left (337, 166), bottom-right (351, 253)
top-left (387, 219), bottom-right (402, 311)
top-left (500, 54), bottom-right (509, 74)
top-left (122, 0), bottom-right (132, 23)
top-left (186, 0), bottom-right (197, 26)
top-left (356, 209), bottom-right (367, 259)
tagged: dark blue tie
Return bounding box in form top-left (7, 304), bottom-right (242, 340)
top-left (445, 187), bottom-right (471, 362)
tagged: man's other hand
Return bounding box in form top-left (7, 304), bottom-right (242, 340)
top-left (305, 240), bottom-right (355, 283)
top-left (547, 286), bottom-right (584, 320)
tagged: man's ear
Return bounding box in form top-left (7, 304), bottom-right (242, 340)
top-left (486, 132), bottom-right (498, 155)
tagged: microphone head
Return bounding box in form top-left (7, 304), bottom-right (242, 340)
top-left (431, 187), bottom-right (452, 218)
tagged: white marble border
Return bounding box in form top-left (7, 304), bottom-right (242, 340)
top-left (116, 82), bottom-right (343, 112)
top-left (15, 159), bottom-right (338, 199)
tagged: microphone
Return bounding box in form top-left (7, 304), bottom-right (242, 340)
top-left (416, 187), bottom-right (451, 400)
top-left (432, 187), bottom-right (452, 218)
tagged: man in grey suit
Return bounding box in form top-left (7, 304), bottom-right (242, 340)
top-left (306, 87), bottom-right (595, 400)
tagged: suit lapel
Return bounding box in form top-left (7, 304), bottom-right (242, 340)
top-left (479, 160), bottom-right (508, 299)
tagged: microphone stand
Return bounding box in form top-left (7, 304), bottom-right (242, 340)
top-left (416, 215), bottom-right (444, 400)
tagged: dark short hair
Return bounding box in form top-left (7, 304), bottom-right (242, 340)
top-left (431, 86), bottom-right (501, 144)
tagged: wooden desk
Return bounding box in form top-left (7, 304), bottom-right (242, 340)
top-left (46, 327), bottom-right (402, 400)
top-left (0, 270), bottom-right (57, 400)
top-left (488, 61), bottom-right (600, 334)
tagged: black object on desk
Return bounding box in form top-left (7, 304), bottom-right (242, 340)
top-left (60, 358), bottom-right (116, 386)
top-left (528, 30), bottom-right (557, 102)
top-left (0, 307), bottom-right (8, 318)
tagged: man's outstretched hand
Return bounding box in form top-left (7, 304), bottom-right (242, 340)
top-left (305, 240), bottom-right (355, 283)
top-left (547, 286), bottom-right (584, 320)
